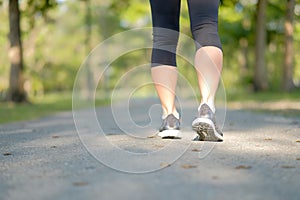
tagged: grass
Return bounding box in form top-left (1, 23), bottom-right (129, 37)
top-left (226, 88), bottom-right (300, 102)
top-left (1, 89), bottom-right (299, 124)
top-left (226, 89), bottom-right (300, 117)
top-left (0, 92), bottom-right (109, 124)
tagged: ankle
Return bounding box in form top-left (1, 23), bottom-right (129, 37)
top-left (162, 109), bottom-right (180, 119)
top-left (199, 99), bottom-right (215, 113)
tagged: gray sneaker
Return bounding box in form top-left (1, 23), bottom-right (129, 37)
top-left (192, 104), bottom-right (223, 141)
top-left (158, 114), bottom-right (181, 139)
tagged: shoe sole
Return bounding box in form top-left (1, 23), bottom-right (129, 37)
top-left (158, 129), bottom-right (182, 139)
top-left (192, 118), bottom-right (223, 142)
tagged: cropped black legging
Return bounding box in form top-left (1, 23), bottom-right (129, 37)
top-left (150, 0), bottom-right (222, 67)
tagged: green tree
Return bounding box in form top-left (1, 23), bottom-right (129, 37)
top-left (254, 0), bottom-right (269, 91)
top-left (283, 0), bottom-right (296, 91)
top-left (5, 0), bottom-right (57, 102)
top-left (83, 0), bottom-right (93, 100)
top-left (7, 0), bottom-right (26, 102)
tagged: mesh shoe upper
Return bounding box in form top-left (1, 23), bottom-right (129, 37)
top-left (192, 103), bottom-right (223, 141)
top-left (159, 114), bottom-right (180, 132)
top-left (197, 103), bottom-right (223, 136)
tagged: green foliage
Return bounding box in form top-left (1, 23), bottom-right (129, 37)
top-left (0, 0), bottom-right (300, 102)
top-left (0, 3), bottom-right (9, 92)
top-left (221, 0), bottom-right (239, 7)
top-left (22, 0), bottom-right (58, 29)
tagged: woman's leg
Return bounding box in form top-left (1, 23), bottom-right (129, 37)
top-left (149, 0), bottom-right (181, 119)
top-left (151, 66), bottom-right (178, 118)
top-left (187, 0), bottom-right (222, 113)
top-left (194, 47), bottom-right (223, 113)
top-left (188, 0), bottom-right (224, 141)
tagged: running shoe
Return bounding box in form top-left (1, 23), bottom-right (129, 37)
top-left (192, 103), bottom-right (223, 141)
top-left (158, 114), bottom-right (181, 139)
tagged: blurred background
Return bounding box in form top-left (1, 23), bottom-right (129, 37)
top-left (0, 0), bottom-right (300, 123)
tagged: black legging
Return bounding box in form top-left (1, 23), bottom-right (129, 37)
top-left (150, 0), bottom-right (222, 67)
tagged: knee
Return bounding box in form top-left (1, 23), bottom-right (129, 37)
top-left (151, 28), bottom-right (179, 67)
top-left (192, 23), bottom-right (222, 51)
top-left (152, 28), bottom-right (179, 51)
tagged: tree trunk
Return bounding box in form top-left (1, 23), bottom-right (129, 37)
top-left (283, 0), bottom-right (295, 91)
top-left (84, 0), bottom-right (94, 100)
top-left (7, 0), bottom-right (27, 102)
top-left (254, 0), bottom-right (269, 91)
top-left (239, 38), bottom-right (249, 79)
